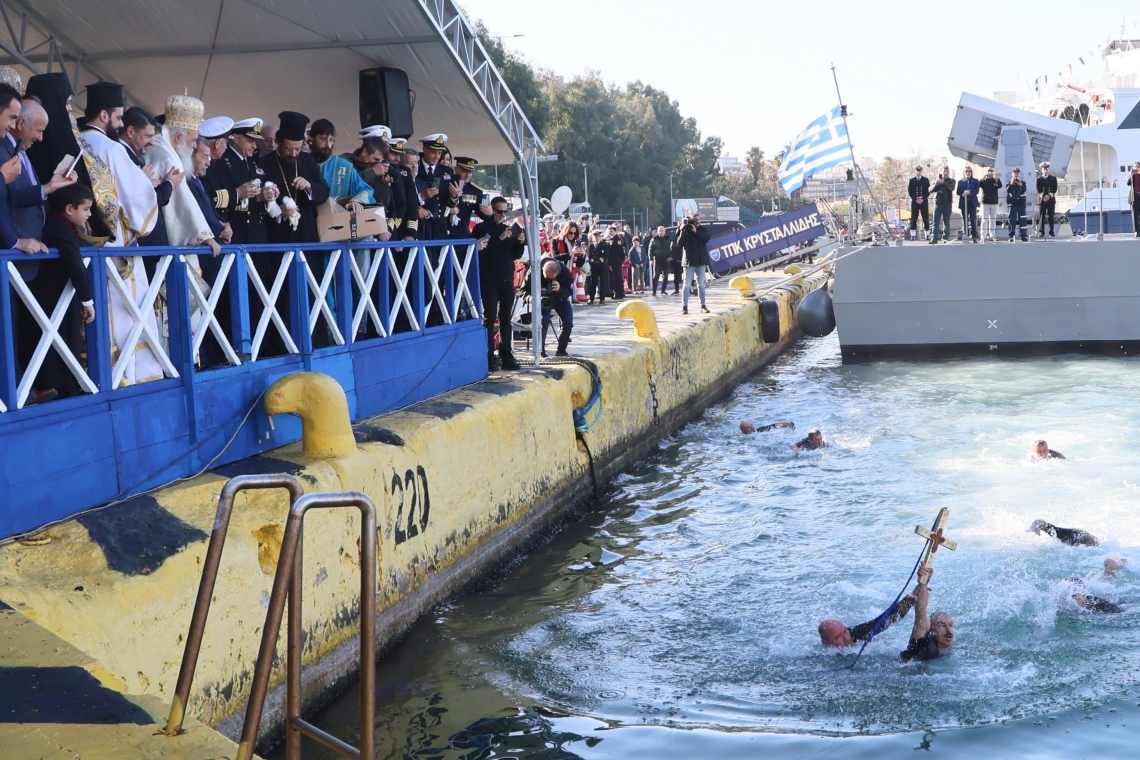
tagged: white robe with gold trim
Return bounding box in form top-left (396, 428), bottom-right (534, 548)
top-left (79, 127), bottom-right (167, 387)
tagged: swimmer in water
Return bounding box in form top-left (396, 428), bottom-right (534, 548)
top-left (900, 572), bottom-right (954, 661)
top-left (1033, 440), bottom-right (1065, 459)
top-left (1030, 519), bottom-right (1100, 547)
top-left (1104, 557), bottom-right (1128, 577)
top-left (790, 428), bottom-right (826, 453)
top-left (818, 587), bottom-right (920, 647)
top-left (1067, 577), bottom-right (1124, 614)
top-left (740, 420), bottom-right (795, 435)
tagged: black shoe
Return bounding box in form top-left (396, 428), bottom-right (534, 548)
top-left (682, 306), bottom-right (688, 314)
top-left (1049, 231), bottom-right (1055, 237)
top-left (1021, 236), bottom-right (1029, 242)
top-left (500, 355), bottom-right (521, 371)
top-left (701, 305), bottom-right (710, 313)
top-left (540, 351), bottom-right (548, 358)
top-left (928, 239), bottom-right (937, 244)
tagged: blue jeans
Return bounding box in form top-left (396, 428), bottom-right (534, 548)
top-left (682, 266), bottom-right (707, 308)
top-left (932, 203), bottom-right (952, 241)
top-left (541, 297), bottom-right (574, 354)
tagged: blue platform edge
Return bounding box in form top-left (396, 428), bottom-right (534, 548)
top-left (0, 239), bottom-right (487, 539)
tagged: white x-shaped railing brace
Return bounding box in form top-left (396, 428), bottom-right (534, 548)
top-left (246, 252), bottom-right (299, 361)
top-left (300, 250), bottom-right (344, 346)
top-left (107, 255), bottom-right (179, 389)
top-left (424, 247), bottom-right (452, 326)
top-left (389, 247), bottom-right (420, 334)
top-left (7, 260), bottom-right (99, 408)
top-left (186, 254), bottom-right (241, 367)
top-left (449, 243), bottom-right (479, 322)
top-left (349, 249), bottom-right (386, 341)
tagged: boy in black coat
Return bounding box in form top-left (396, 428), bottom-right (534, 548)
top-left (35, 183), bottom-right (96, 398)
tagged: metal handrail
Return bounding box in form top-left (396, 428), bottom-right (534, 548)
top-left (236, 491), bottom-right (378, 760)
top-left (164, 473), bottom-right (306, 736)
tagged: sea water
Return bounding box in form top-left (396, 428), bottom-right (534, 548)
top-left (285, 334), bottom-right (1140, 758)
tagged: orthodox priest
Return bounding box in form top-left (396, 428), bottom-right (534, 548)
top-left (78, 81), bottom-right (167, 387)
top-left (257, 111), bottom-right (331, 348)
top-left (144, 92), bottom-right (218, 253)
top-left (256, 111), bottom-right (329, 244)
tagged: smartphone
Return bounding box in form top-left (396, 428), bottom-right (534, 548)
top-left (432, 177), bottom-right (443, 192)
top-left (66, 149), bottom-right (85, 177)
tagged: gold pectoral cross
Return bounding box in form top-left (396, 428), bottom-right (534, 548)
top-left (914, 508), bottom-right (957, 585)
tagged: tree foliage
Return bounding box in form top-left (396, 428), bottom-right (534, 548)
top-left (472, 20), bottom-right (788, 225)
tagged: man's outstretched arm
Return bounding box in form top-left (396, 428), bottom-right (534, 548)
top-left (849, 592), bottom-right (917, 642)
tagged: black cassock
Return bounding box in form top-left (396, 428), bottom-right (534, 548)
top-left (255, 150), bottom-right (332, 348)
top-left (255, 150), bottom-right (330, 245)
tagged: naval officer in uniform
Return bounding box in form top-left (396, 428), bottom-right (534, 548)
top-left (203, 118), bottom-right (279, 245)
top-left (448, 157), bottom-right (493, 239)
top-left (1036, 161), bottom-right (1058, 237)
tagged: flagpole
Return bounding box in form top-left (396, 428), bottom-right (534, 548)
top-left (830, 63), bottom-right (888, 239)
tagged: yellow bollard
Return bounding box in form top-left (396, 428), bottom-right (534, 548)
top-left (729, 275), bottom-right (756, 297)
top-left (616, 300), bottom-right (660, 340)
top-left (264, 372), bottom-right (356, 458)
top-left (783, 264), bottom-right (802, 275)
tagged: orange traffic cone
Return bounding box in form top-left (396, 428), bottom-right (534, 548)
top-left (575, 270), bottom-right (588, 303)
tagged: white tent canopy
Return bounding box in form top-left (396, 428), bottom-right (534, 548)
top-left (0, 0), bottom-right (542, 165)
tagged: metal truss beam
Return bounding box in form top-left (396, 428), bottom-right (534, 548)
top-left (414, 0), bottom-right (545, 158)
top-left (0, 0), bottom-right (134, 106)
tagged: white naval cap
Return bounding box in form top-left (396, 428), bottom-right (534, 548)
top-left (199, 116), bottom-right (234, 140)
top-left (419, 133), bottom-right (448, 150)
top-left (358, 125), bottom-right (392, 140)
top-left (232, 118), bottom-right (265, 139)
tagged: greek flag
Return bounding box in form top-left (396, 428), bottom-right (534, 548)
top-left (777, 106), bottom-right (851, 194)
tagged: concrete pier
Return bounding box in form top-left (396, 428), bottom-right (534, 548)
top-left (0, 268), bottom-right (826, 758)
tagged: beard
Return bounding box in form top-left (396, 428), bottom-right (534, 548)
top-left (105, 125), bottom-right (119, 141)
top-left (176, 141), bottom-right (195, 174)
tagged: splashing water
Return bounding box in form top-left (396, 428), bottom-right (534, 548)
top-left (287, 334), bottom-right (1140, 757)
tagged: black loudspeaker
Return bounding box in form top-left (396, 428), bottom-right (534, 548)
top-left (359, 67), bottom-right (415, 138)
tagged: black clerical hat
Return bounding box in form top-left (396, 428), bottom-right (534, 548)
top-left (86, 81), bottom-right (124, 113)
top-left (277, 111), bottom-right (310, 142)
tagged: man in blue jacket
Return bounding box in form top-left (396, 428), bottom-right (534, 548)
top-left (956, 166), bottom-right (981, 243)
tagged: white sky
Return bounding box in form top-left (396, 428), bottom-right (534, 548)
top-left (461, 0), bottom-right (1140, 161)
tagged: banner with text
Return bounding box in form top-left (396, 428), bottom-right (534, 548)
top-left (706, 203), bottom-right (827, 274)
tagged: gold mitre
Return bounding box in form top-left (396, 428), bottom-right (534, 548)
top-left (165, 89), bottom-right (205, 131)
top-left (0, 65), bottom-right (23, 95)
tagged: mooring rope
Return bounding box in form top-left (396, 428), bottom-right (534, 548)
top-left (540, 356), bottom-right (604, 433)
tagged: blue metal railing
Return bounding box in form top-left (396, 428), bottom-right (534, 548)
top-left (0, 239), bottom-right (484, 539)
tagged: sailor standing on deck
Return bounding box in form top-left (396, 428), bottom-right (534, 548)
top-left (1127, 161), bottom-right (1140, 238)
top-left (929, 166), bottom-right (955, 244)
top-left (907, 165), bottom-right (930, 240)
top-left (1036, 162), bottom-right (1058, 237)
top-left (1006, 168), bottom-right (1029, 242)
top-left (956, 166), bottom-right (981, 243)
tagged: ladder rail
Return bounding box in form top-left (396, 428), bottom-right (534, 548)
top-left (236, 491), bottom-right (378, 760)
top-left (164, 474), bottom-right (305, 737)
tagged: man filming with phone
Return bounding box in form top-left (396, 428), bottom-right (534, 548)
top-left (473, 197), bottom-right (526, 371)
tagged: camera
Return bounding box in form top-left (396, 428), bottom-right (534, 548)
top-left (540, 284), bottom-right (556, 310)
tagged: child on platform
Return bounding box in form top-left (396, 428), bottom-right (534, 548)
top-left (42, 183), bottom-right (96, 325)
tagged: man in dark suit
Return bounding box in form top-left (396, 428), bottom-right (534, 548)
top-left (117, 106), bottom-right (178, 250)
top-left (2, 90), bottom-right (78, 403)
top-left (907, 165), bottom-right (930, 240)
top-left (392, 141), bottom-right (420, 242)
top-left (186, 134), bottom-right (233, 369)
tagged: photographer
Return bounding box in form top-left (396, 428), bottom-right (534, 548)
top-left (474, 196), bottom-right (526, 371)
top-left (929, 165), bottom-right (955, 244)
top-left (676, 213), bottom-right (711, 314)
top-left (979, 166), bottom-right (1002, 241)
top-left (540, 259), bottom-right (574, 357)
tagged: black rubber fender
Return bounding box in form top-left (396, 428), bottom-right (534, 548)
top-left (760, 299), bottom-right (781, 344)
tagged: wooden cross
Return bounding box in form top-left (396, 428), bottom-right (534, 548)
top-left (914, 508), bottom-right (957, 585)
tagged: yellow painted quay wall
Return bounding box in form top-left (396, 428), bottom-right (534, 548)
top-left (0, 273), bottom-right (826, 747)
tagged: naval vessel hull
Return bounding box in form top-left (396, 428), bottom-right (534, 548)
top-left (832, 238), bottom-right (1140, 361)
